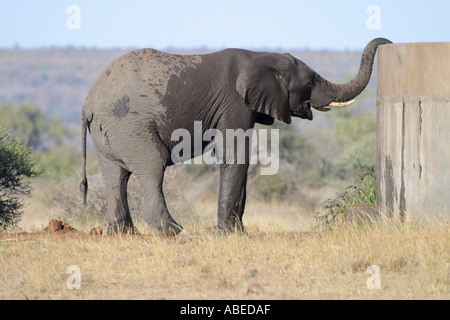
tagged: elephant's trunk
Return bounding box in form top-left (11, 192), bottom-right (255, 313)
top-left (311, 38), bottom-right (392, 108)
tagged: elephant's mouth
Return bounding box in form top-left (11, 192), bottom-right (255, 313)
top-left (291, 101), bottom-right (313, 120)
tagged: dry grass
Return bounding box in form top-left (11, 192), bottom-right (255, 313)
top-left (1, 209), bottom-right (448, 300)
top-left (1, 168), bottom-right (448, 300)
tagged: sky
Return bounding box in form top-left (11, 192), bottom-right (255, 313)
top-left (0, 0), bottom-right (449, 51)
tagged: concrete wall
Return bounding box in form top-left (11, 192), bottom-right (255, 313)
top-left (377, 42), bottom-right (449, 221)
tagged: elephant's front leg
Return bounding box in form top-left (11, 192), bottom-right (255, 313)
top-left (217, 163), bottom-right (249, 233)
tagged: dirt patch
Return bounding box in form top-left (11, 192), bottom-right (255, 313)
top-left (36, 219), bottom-right (103, 236)
top-left (0, 219), bottom-right (326, 243)
top-left (0, 220), bottom-right (102, 242)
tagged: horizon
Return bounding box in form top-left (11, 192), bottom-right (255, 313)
top-left (1, 39), bottom-right (447, 53)
top-left (0, 44), bottom-right (383, 52)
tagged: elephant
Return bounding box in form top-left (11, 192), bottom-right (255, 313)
top-left (80, 37), bottom-right (392, 235)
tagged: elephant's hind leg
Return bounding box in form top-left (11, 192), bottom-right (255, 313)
top-left (130, 141), bottom-right (183, 236)
top-left (96, 150), bottom-right (136, 235)
top-left (136, 170), bottom-right (183, 236)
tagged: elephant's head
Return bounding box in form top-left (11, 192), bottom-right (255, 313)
top-left (236, 38), bottom-right (392, 124)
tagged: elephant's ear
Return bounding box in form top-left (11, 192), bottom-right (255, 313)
top-left (236, 55), bottom-right (291, 124)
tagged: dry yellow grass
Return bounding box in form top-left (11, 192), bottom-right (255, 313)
top-left (1, 206), bottom-right (448, 300)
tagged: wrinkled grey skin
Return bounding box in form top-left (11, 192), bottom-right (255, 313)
top-left (81, 38), bottom-right (391, 235)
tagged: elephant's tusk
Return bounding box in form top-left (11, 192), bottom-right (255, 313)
top-left (328, 100), bottom-right (355, 107)
top-left (313, 106), bottom-right (331, 112)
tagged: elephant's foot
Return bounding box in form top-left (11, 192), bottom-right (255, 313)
top-left (153, 220), bottom-right (183, 236)
top-left (218, 224), bottom-right (247, 235)
top-left (107, 222), bottom-right (139, 235)
top-left (207, 220), bottom-right (247, 235)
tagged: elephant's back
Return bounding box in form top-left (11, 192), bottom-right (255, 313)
top-left (105, 49), bottom-right (203, 97)
top-left (83, 49), bottom-right (203, 117)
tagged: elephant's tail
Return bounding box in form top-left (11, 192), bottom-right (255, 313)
top-left (80, 113), bottom-right (88, 206)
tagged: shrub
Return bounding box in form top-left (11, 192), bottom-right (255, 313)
top-left (314, 163), bottom-right (377, 229)
top-left (0, 127), bottom-right (40, 229)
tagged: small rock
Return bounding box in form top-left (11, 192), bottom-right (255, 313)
top-left (45, 219), bottom-right (63, 233)
top-left (62, 223), bottom-right (71, 231)
top-left (248, 269), bottom-right (258, 277)
top-left (247, 282), bottom-right (264, 294)
top-left (90, 226), bottom-right (103, 236)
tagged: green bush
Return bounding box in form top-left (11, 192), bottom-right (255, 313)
top-left (315, 163), bottom-right (377, 229)
top-left (0, 127), bottom-right (40, 229)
